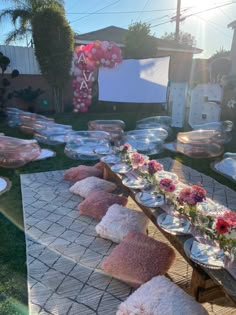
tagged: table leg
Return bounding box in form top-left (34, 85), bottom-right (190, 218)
top-left (189, 269), bottom-right (224, 302)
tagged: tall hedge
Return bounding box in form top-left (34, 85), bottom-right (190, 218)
top-left (32, 5), bottom-right (74, 112)
top-left (124, 22), bottom-right (157, 59)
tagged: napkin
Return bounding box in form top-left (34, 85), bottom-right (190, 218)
top-left (190, 240), bottom-right (224, 267)
top-left (161, 215), bottom-right (190, 233)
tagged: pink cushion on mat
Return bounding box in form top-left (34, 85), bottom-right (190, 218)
top-left (69, 176), bottom-right (117, 198)
top-left (117, 275), bottom-right (208, 315)
top-left (96, 204), bottom-right (149, 243)
top-left (78, 190), bottom-right (128, 220)
top-left (64, 165), bottom-right (103, 181)
top-left (102, 231), bottom-right (175, 288)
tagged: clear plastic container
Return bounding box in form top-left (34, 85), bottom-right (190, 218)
top-left (0, 135), bottom-right (41, 168)
top-left (64, 137), bottom-right (111, 160)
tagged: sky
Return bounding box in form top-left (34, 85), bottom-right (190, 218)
top-left (0, 0), bottom-right (235, 59)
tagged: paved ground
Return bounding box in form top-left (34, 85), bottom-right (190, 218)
top-left (20, 158), bottom-right (236, 315)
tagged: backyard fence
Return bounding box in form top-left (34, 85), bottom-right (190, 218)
top-left (0, 45), bottom-right (41, 75)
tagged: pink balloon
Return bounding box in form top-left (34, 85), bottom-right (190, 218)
top-left (101, 41), bottom-right (109, 50)
top-left (73, 41), bottom-right (122, 113)
top-left (80, 107), bottom-right (88, 113)
top-left (84, 98), bottom-right (91, 106)
top-left (94, 40), bottom-right (101, 48)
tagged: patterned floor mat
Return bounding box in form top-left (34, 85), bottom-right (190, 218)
top-left (20, 158), bottom-right (236, 315)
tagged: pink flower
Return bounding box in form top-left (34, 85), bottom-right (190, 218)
top-left (178, 185), bottom-right (206, 205)
top-left (159, 178), bottom-right (176, 193)
top-left (168, 183), bottom-right (176, 193)
top-left (191, 185), bottom-right (206, 203)
top-left (147, 160), bottom-right (163, 175)
top-left (221, 210), bottom-right (236, 227)
top-left (130, 152), bottom-right (146, 169)
top-left (123, 143), bottom-right (131, 151)
top-left (178, 187), bottom-right (192, 204)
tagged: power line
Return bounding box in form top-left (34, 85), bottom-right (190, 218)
top-left (69, 0), bottom-right (122, 24)
top-left (67, 8), bottom-right (177, 15)
top-left (218, 7), bottom-right (234, 20)
top-left (120, 15), bottom-right (170, 29)
top-left (135, 0), bottom-right (150, 22)
top-left (151, 0), bottom-right (236, 28)
top-left (192, 14), bottom-right (232, 39)
top-left (176, 1), bottom-right (236, 22)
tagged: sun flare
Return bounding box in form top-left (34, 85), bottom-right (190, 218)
top-left (182, 0), bottom-right (222, 17)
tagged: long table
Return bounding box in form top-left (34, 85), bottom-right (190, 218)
top-left (101, 162), bottom-right (236, 305)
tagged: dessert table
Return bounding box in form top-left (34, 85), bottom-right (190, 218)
top-left (101, 162), bottom-right (236, 305)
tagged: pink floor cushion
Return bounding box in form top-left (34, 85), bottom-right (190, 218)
top-left (64, 165), bottom-right (103, 181)
top-left (102, 231), bottom-right (175, 288)
top-left (69, 176), bottom-right (117, 198)
top-left (78, 190), bottom-right (128, 220)
top-left (96, 205), bottom-right (150, 243)
top-left (117, 275), bottom-right (208, 315)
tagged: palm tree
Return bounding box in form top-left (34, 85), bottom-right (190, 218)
top-left (0, 0), bottom-right (64, 45)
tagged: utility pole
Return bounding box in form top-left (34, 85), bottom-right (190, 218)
top-left (175, 0), bottom-right (181, 42)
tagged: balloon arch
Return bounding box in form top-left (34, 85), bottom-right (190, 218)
top-left (72, 40), bottom-right (123, 113)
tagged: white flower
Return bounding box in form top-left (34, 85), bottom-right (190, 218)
top-left (224, 229), bottom-right (236, 240)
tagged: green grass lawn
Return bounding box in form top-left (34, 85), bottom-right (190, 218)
top-left (0, 112), bottom-right (235, 315)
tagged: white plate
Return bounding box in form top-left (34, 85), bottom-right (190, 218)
top-left (100, 155), bottom-right (121, 164)
top-left (0, 177), bottom-right (11, 195)
top-left (34, 149), bottom-right (56, 161)
top-left (156, 170), bottom-right (179, 182)
top-left (94, 148), bottom-right (114, 155)
top-left (184, 238), bottom-right (224, 269)
top-left (135, 191), bottom-right (165, 207)
top-left (157, 213), bottom-right (191, 235)
top-left (122, 177), bottom-right (146, 189)
top-left (111, 163), bottom-right (132, 174)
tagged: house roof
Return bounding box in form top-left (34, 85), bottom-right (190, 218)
top-left (75, 25), bottom-right (202, 54)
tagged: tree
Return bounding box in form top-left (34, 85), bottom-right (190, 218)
top-left (0, 0), bottom-right (64, 45)
top-left (209, 47), bottom-right (230, 60)
top-left (32, 6), bottom-right (74, 113)
top-left (0, 51), bottom-right (19, 114)
top-left (124, 21), bottom-right (158, 58)
top-left (161, 31), bottom-right (196, 47)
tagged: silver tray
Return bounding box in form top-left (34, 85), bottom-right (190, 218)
top-left (135, 191), bottom-right (165, 207)
top-left (157, 213), bottom-right (191, 235)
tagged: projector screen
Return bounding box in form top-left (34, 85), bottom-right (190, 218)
top-left (98, 56), bottom-right (170, 103)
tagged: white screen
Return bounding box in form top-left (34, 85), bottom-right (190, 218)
top-left (98, 57), bottom-right (170, 103)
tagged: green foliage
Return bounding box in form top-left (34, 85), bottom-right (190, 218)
top-left (32, 5), bottom-right (74, 112)
top-left (210, 47), bottom-right (230, 60)
top-left (124, 21), bottom-right (157, 58)
top-left (0, 52), bottom-right (19, 111)
top-left (11, 86), bottom-right (44, 103)
top-left (161, 31), bottom-right (196, 46)
top-left (0, 53), bottom-right (10, 73)
top-left (0, 0), bottom-right (64, 44)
